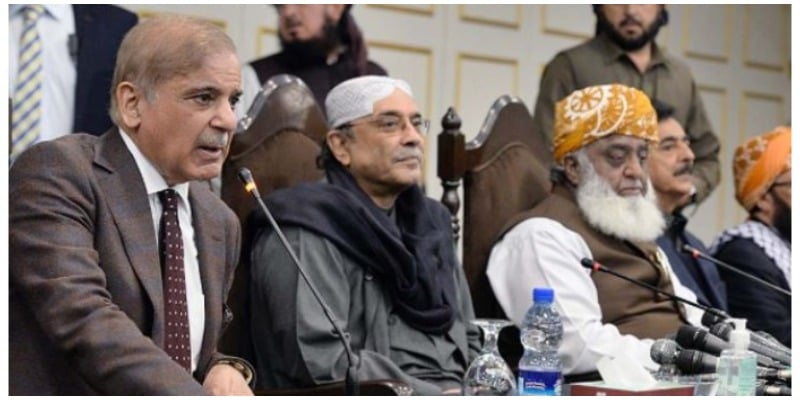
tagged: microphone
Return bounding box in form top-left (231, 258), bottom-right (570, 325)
top-left (580, 258), bottom-right (728, 320)
top-left (675, 348), bottom-right (717, 374)
top-left (238, 168), bottom-right (359, 395)
top-left (709, 323), bottom-right (791, 366)
top-left (675, 325), bottom-right (782, 368)
top-left (700, 310), bottom-right (789, 356)
top-left (650, 338), bottom-right (681, 380)
top-left (700, 308), bottom-right (729, 328)
top-left (650, 338), bottom-right (681, 365)
top-left (701, 310), bottom-right (792, 354)
top-left (757, 383), bottom-right (791, 396)
top-left (675, 349), bottom-right (791, 382)
top-left (683, 244), bottom-right (791, 297)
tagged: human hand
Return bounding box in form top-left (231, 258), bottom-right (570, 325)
top-left (203, 364), bottom-right (253, 396)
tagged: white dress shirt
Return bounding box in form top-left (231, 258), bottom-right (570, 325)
top-left (487, 217), bottom-right (702, 375)
top-left (9, 4), bottom-right (77, 142)
top-left (120, 129), bottom-right (206, 373)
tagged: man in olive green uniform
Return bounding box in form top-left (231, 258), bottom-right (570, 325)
top-left (531, 4), bottom-right (720, 204)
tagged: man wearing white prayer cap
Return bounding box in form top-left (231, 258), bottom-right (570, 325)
top-left (248, 76), bottom-right (481, 394)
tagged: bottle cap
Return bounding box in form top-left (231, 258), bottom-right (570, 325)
top-left (533, 287), bottom-right (554, 304)
top-left (729, 318), bottom-right (750, 351)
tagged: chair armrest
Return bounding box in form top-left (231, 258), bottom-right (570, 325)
top-left (254, 379), bottom-right (414, 396)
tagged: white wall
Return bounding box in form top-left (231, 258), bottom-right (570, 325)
top-left (122, 4), bottom-right (791, 243)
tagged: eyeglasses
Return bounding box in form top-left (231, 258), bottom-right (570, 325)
top-left (339, 114), bottom-right (431, 135)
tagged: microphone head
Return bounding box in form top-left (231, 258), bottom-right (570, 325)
top-left (675, 349), bottom-right (717, 374)
top-left (676, 325), bottom-right (730, 355)
top-left (580, 258), bottom-right (600, 270)
top-left (675, 325), bottom-right (705, 349)
top-left (709, 322), bottom-right (732, 341)
top-left (237, 167), bottom-right (254, 185)
top-left (651, 338), bottom-right (680, 364)
top-left (237, 168), bottom-right (258, 195)
top-left (701, 309), bottom-right (730, 328)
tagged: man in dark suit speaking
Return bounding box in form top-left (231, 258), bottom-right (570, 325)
top-left (10, 15), bottom-right (252, 395)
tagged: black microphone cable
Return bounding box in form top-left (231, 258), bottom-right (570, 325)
top-left (683, 244), bottom-right (790, 297)
top-left (580, 258), bottom-right (728, 321)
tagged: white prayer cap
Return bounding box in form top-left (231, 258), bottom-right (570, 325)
top-left (325, 76), bottom-right (413, 128)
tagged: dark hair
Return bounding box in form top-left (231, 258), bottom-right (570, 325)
top-left (650, 98), bottom-right (675, 122)
top-left (316, 141), bottom-right (336, 170)
top-left (592, 4), bottom-right (669, 37)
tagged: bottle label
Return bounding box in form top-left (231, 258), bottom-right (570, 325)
top-left (735, 357), bottom-right (757, 395)
top-left (518, 369), bottom-right (562, 396)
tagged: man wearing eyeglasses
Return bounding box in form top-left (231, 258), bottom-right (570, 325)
top-left (247, 76), bottom-right (481, 394)
top-left (709, 126), bottom-right (792, 347)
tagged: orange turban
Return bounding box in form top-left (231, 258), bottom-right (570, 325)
top-left (553, 84), bottom-right (658, 165)
top-left (733, 126), bottom-right (791, 211)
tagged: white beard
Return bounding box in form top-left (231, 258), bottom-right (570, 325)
top-left (575, 162), bottom-right (665, 243)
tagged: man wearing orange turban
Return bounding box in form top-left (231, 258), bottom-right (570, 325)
top-left (488, 84), bottom-right (702, 376)
top-left (710, 126), bottom-right (791, 347)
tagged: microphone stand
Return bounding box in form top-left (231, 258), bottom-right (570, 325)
top-left (239, 168), bottom-right (359, 395)
top-left (580, 258), bottom-right (728, 321)
top-left (683, 245), bottom-right (791, 297)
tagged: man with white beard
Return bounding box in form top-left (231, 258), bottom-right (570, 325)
top-left (487, 84), bottom-right (701, 375)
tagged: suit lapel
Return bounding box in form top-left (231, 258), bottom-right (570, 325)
top-left (93, 129), bottom-right (166, 343)
top-left (687, 235), bottom-right (727, 309)
top-left (190, 183), bottom-right (225, 366)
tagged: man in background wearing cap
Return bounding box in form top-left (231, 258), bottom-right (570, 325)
top-left (238, 4), bottom-right (386, 117)
top-left (531, 4), bottom-right (721, 205)
top-left (488, 84), bottom-right (701, 374)
top-left (709, 127), bottom-right (791, 347)
top-left (649, 100), bottom-right (727, 312)
top-left (248, 76), bottom-right (480, 394)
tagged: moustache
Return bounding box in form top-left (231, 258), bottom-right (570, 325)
top-left (392, 147), bottom-right (423, 163)
top-left (619, 17), bottom-right (642, 28)
top-left (197, 133), bottom-right (229, 149)
top-left (674, 164), bottom-right (694, 176)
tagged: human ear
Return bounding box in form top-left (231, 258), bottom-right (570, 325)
top-left (117, 82), bottom-right (142, 129)
top-left (327, 130), bottom-right (351, 167)
top-left (564, 156), bottom-right (582, 186)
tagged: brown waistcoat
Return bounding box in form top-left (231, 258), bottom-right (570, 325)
top-left (499, 184), bottom-right (684, 339)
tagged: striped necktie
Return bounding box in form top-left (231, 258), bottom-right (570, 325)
top-left (11, 5), bottom-right (46, 160)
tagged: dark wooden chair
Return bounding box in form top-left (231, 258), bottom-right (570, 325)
top-left (219, 74), bottom-right (412, 395)
top-left (219, 74), bottom-right (328, 364)
top-left (221, 74), bottom-right (329, 225)
top-left (437, 95), bottom-right (552, 371)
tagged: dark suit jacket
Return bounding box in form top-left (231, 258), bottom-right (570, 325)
top-left (71, 5), bottom-right (137, 135)
top-left (9, 129), bottom-right (241, 395)
top-left (657, 231), bottom-right (727, 312)
top-left (713, 238), bottom-right (791, 347)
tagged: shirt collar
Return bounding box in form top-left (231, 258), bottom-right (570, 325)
top-left (119, 128), bottom-right (190, 204)
top-left (664, 211), bottom-right (688, 238)
top-left (10, 4), bottom-right (70, 21)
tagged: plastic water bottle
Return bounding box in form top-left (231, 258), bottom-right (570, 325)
top-left (518, 287), bottom-right (563, 396)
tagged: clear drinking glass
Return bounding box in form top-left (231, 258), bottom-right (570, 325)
top-left (462, 319), bottom-right (517, 396)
